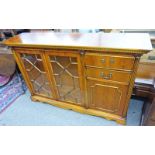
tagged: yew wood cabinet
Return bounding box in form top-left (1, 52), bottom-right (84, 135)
top-left (3, 32), bottom-right (152, 125)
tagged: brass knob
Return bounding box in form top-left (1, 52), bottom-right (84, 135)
top-left (80, 50), bottom-right (85, 55)
top-left (101, 58), bottom-right (105, 63)
top-left (100, 72), bottom-right (104, 77)
top-left (110, 58), bottom-right (115, 64)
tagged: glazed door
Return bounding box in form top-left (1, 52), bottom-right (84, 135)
top-left (45, 50), bottom-right (84, 106)
top-left (86, 79), bottom-right (128, 115)
top-left (13, 49), bottom-right (55, 98)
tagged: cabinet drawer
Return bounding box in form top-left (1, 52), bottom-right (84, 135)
top-left (85, 54), bottom-right (135, 71)
top-left (86, 68), bottom-right (131, 84)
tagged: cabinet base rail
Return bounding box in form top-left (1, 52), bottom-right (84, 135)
top-left (31, 95), bottom-right (126, 125)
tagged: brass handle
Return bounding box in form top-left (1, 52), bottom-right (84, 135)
top-left (110, 58), bottom-right (115, 64)
top-left (101, 58), bottom-right (105, 63)
top-left (100, 72), bottom-right (112, 80)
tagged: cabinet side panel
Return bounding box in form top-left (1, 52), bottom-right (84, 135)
top-left (122, 56), bottom-right (141, 117)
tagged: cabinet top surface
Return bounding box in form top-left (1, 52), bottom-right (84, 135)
top-left (3, 32), bottom-right (152, 53)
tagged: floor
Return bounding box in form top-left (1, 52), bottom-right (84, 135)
top-left (0, 90), bottom-right (144, 126)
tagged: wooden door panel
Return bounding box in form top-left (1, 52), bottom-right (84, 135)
top-left (87, 79), bottom-right (128, 115)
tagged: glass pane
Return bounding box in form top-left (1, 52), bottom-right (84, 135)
top-left (21, 53), bottom-right (52, 97)
top-left (49, 56), bottom-right (82, 105)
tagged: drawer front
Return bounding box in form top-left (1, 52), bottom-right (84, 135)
top-left (86, 68), bottom-right (131, 84)
top-left (85, 54), bottom-right (135, 70)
